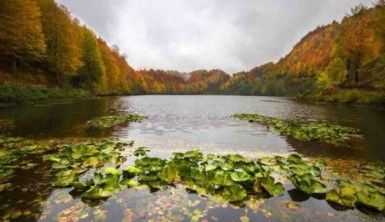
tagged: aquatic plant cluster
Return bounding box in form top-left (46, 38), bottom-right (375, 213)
top-left (86, 114), bottom-right (146, 129)
top-left (42, 145), bottom-right (385, 212)
top-left (43, 139), bottom-right (132, 187)
top-left (233, 113), bottom-right (361, 145)
top-left (0, 136), bottom-right (43, 179)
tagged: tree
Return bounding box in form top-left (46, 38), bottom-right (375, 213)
top-left (78, 29), bottom-right (105, 91)
top-left (374, 0), bottom-right (385, 7)
top-left (340, 8), bottom-right (381, 85)
top-left (350, 4), bottom-right (367, 17)
top-left (0, 0), bottom-right (46, 66)
top-left (317, 58), bottom-right (347, 89)
top-left (38, 0), bottom-right (82, 80)
top-left (98, 39), bottom-right (120, 94)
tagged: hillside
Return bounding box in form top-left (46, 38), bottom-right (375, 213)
top-left (0, 0), bottom-right (141, 103)
top-left (0, 1), bottom-right (384, 105)
top-left (135, 69), bottom-right (230, 94)
top-left (222, 3), bottom-right (385, 104)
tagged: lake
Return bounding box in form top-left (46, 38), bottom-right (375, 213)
top-left (0, 95), bottom-right (384, 221)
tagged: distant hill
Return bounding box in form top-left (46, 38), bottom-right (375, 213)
top-left (135, 69), bottom-right (230, 94)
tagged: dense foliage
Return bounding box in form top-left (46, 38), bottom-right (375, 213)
top-left (0, 1), bottom-right (384, 105)
top-left (0, 0), bottom-right (135, 96)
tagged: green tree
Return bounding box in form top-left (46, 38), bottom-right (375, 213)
top-left (78, 29), bottom-right (105, 91)
top-left (0, 0), bottom-right (46, 66)
top-left (317, 58), bottom-right (347, 89)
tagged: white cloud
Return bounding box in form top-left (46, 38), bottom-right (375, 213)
top-left (57, 0), bottom-right (374, 73)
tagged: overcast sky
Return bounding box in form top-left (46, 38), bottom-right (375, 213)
top-left (56, 0), bottom-right (374, 73)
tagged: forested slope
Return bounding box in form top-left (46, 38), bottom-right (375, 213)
top-left (221, 3), bottom-right (385, 104)
top-left (0, 0), bottom-right (384, 105)
top-left (0, 0), bottom-right (137, 97)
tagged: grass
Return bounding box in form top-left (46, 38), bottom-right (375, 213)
top-left (0, 84), bottom-right (89, 105)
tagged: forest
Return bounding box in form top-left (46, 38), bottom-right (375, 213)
top-left (0, 0), bottom-right (385, 105)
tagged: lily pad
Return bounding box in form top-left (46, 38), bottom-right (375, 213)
top-left (233, 113), bottom-right (361, 145)
top-left (326, 182), bottom-right (357, 207)
top-left (222, 184), bottom-right (247, 202)
top-left (260, 176), bottom-right (285, 197)
top-left (86, 114), bottom-right (146, 129)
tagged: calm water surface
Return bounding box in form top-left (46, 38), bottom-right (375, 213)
top-left (0, 95), bottom-right (384, 221)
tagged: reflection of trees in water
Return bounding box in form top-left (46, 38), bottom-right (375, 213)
top-left (0, 97), bottom-right (120, 138)
top-left (285, 137), bottom-right (367, 160)
top-left (0, 155), bottom-right (55, 221)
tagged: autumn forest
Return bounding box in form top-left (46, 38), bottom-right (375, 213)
top-left (0, 0), bottom-right (384, 105)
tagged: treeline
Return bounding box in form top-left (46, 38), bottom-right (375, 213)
top-left (134, 69), bottom-right (230, 94)
top-left (221, 2), bottom-right (385, 104)
top-left (0, 0), bottom-right (135, 95)
top-left (0, 0), bottom-right (384, 105)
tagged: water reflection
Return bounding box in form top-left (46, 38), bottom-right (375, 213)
top-left (0, 95), bottom-right (384, 159)
top-left (0, 95), bottom-right (384, 221)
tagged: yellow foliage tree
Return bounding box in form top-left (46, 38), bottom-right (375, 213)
top-left (0, 0), bottom-right (46, 65)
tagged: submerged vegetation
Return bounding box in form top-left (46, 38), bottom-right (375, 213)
top-left (233, 113), bottom-right (362, 145)
top-left (86, 114), bottom-right (146, 129)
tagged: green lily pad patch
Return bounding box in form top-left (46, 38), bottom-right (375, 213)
top-left (43, 145), bottom-right (384, 212)
top-left (86, 114), bottom-right (146, 129)
top-left (233, 113), bottom-right (361, 145)
top-left (43, 139), bottom-right (132, 187)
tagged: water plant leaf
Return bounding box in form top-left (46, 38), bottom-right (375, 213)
top-left (51, 169), bottom-right (78, 187)
top-left (221, 184), bottom-right (247, 202)
top-left (289, 173), bottom-right (327, 194)
top-left (230, 170), bottom-right (252, 182)
top-left (120, 179), bottom-right (140, 188)
top-left (124, 166), bottom-right (142, 177)
top-left (233, 113), bottom-right (361, 145)
top-left (214, 170), bottom-right (234, 186)
top-left (260, 176), bottom-right (285, 196)
top-left (326, 183), bottom-right (357, 207)
top-left (159, 163), bottom-right (180, 184)
top-left (86, 114), bottom-right (145, 129)
top-left (356, 184), bottom-right (385, 211)
top-left (134, 147), bottom-right (150, 157)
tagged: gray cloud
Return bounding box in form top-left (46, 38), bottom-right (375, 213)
top-left (57, 0), bottom-right (374, 73)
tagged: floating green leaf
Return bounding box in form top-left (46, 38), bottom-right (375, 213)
top-left (289, 173), bottom-right (327, 194)
top-left (326, 182), bottom-right (357, 207)
top-left (86, 114), bottom-right (146, 129)
top-left (133, 147), bottom-right (150, 157)
top-left (260, 176), bottom-right (285, 197)
top-left (222, 184), bottom-right (247, 202)
top-left (233, 113), bottom-right (361, 145)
